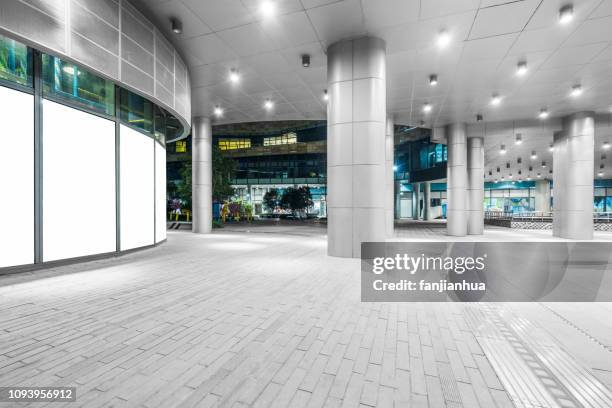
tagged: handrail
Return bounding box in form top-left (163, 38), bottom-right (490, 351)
top-left (485, 211), bottom-right (612, 222)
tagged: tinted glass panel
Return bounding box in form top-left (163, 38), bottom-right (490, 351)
top-left (42, 54), bottom-right (114, 115)
top-left (0, 34), bottom-right (32, 86)
top-left (119, 87), bottom-right (153, 135)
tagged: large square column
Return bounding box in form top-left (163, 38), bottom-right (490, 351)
top-left (467, 137), bottom-right (484, 235)
top-left (192, 117), bottom-right (212, 234)
top-left (446, 123), bottom-right (468, 236)
top-left (553, 112), bottom-right (594, 239)
top-left (327, 37), bottom-right (386, 258)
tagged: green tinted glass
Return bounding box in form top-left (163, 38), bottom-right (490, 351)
top-left (41, 54), bottom-right (114, 115)
top-left (119, 87), bottom-right (153, 135)
top-left (0, 34), bottom-right (32, 86)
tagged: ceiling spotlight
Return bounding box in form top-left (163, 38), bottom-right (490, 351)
top-left (264, 98), bottom-right (274, 110)
top-left (518, 169), bottom-right (522, 175)
top-left (517, 157), bottom-right (522, 164)
top-left (495, 179), bottom-right (499, 183)
top-left (531, 151), bottom-right (537, 159)
top-left (429, 74), bottom-right (438, 86)
top-left (527, 176), bottom-right (532, 181)
top-left (260, 0), bottom-right (276, 18)
top-left (541, 160), bottom-right (547, 168)
top-left (537, 172), bottom-right (542, 178)
top-left (228, 68), bottom-right (241, 84)
top-left (516, 61), bottom-right (528, 76)
top-left (506, 162), bottom-right (510, 169)
top-left (496, 167), bottom-right (500, 173)
top-left (476, 113), bottom-right (483, 122)
top-left (171, 18), bottom-right (183, 34)
top-left (538, 108), bottom-right (549, 119)
top-left (509, 173), bottom-right (513, 179)
top-left (602, 154), bottom-right (607, 160)
top-left (500, 144), bottom-right (507, 155)
top-left (529, 166), bottom-right (533, 172)
top-left (488, 170), bottom-right (492, 176)
top-left (213, 105), bottom-right (223, 117)
top-left (570, 84), bottom-right (582, 97)
top-left (301, 54), bottom-right (311, 68)
top-left (515, 133), bottom-right (522, 145)
top-left (423, 103), bottom-right (432, 113)
top-left (599, 164), bottom-right (605, 177)
top-left (549, 143), bottom-right (554, 152)
top-left (323, 89), bottom-right (329, 101)
top-left (559, 4), bottom-right (574, 25)
top-left (437, 29), bottom-right (451, 48)
top-left (603, 141), bottom-right (610, 150)
top-left (490, 94), bottom-right (501, 106)
top-left (501, 176), bottom-right (505, 181)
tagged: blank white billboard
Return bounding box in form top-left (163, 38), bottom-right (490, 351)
top-left (120, 124), bottom-right (154, 250)
top-left (155, 142), bottom-right (167, 243)
top-left (0, 87), bottom-right (34, 268)
top-left (43, 100), bottom-right (116, 261)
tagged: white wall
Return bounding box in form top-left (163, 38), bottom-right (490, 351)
top-left (43, 100), bottom-right (116, 261)
top-left (0, 87), bottom-right (34, 268)
top-left (155, 142), bottom-right (167, 243)
top-left (120, 124), bottom-right (155, 250)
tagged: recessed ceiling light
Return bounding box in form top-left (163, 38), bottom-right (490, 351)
top-left (541, 160), bottom-right (547, 168)
top-left (476, 113), bottom-right (483, 122)
top-left (549, 143), bottom-right (554, 152)
top-left (213, 105), bottom-right (223, 117)
top-left (260, 0), bottom-right (276, 18)
top-left (490, 94), bottom-right (501, 106)
top-left (301, 54), bottom-right (311, 68)
top-left (436, 30), bottom-right (451, 48)
top-left (599, 164), bottom-right (605, 177)
top-left (538, 108), bottom-right (549, 119)
top-left (423, 103), bottom-right (432, 113)
top-left (171, 18), bottom-right (182, 34)
top-left (603, 141), bottom-right (610, 150)
top-left (500, 144), bottom-right (506, 155)
top-left (429, 74), bottom-right (438, 86)
top-left (559, 4), bottom-right (574, 25)
top-left (323, 89), bottom-right (329, 101)
top-left (501, 176), bottom-right (505, 181)
top-left (228, 68), bottom-right (240, 84)
top-left (508, 173), bottom-right (513, 179)
top-left (264, 98), bottom-right (274, 110)
top-left (537, 172), bottom-right (541, 178)
top-left (570, 84), bottom-right (582, 97)
top-left (515, 133), bottom-right (522, 145)
top-left (531, 150), bottom-right (537, 160)
top-left (516, 61), bottom-right (528, 76)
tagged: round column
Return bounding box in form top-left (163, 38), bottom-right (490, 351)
top-left (447, 123), bottom-right (468, 236)
top-left (192, 117), bottom-right (212, 234)
top-left (553, 112), bottom-right (594, 239)
top-left (535, 179), bottom-right (551, 214)
top-left (412, 183), bottom-right (420, 220)
top-left (467, 137), bottom-right (484, 235)
top-left (385, 115), bottom-right (395, 237)
top-left (327, 37), bottom-right (386, 258)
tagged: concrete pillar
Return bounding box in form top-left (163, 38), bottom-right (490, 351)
top-left (192, 117), bottom-right (212, 234)
top-left (467, 137), bottom-right (484, 235)
top-left (553, 112), bottom-right (594, 240)
top-left (423, 181), bottom-right (431, 221)
top-left (412, 183), bottom-right (420, 220)
top-left (385, 115), bottom-right (394, 237)
top-left (535, 179), bottom-right (551, 214)
top-left (327, 37), bottom-right (386, 257)
top-left (447, 123), bottom-right (468, 236)
top-left (394, 181), bottom-right (401, 219)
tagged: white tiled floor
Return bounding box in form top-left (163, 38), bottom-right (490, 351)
top-left (0, 225), bottom-right (611, 407)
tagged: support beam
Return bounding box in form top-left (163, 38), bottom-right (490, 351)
top-left (467, 137), bottom-right (484, 235)
top-left (446, 123), bottom-right (468, 236)
top-left (385, 115), bottom-right (394, 237)
top-left (192, 117), bottom-right (212, 234)
top-left (412, 183), bottom-right (420, 220)
top-left (553, 112), bottom-right (594, 240)
top-left (423, 181), bottom-right (431, 221)
top-left (327, 37), bottom-right (386, 257)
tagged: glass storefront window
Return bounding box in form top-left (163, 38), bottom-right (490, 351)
top-left (263, 132), bottom-right (297, 146)
top-left (219, 138), bottom-right (251, 150)
top-left (42, 54), bottom-right (114, 115)
top-left (0, 34), bottom-right (32, 86)
top-left (119, 88), bottom-right (153, 134)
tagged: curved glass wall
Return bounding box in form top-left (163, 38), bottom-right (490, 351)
top-left (0, 33), bottom-right (178, 270)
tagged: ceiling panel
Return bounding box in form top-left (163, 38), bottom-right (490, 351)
top-left (468, 0), bottom-right (539, 40)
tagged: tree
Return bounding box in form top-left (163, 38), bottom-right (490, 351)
top-left (212, 144), bottom-right (236, 202)
top-left (263, 188), bottom-right (280, 213)
top-left (176, 162), bottom-right (192, 210)
top-left (280, 186), bottom-right (313, 217)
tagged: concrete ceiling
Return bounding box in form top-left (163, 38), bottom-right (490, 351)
top-left (134, 0), bottom-right (612, 127)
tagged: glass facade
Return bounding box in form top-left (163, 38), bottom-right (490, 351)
top-left (263, 132), bottom-right (297, 146)
top-left (119, 87), bottom-right (154, 134)
top-left (42, 54), bottom-right (114, 116)
top-left (394, 127), bottom-right (447, 182)
top-left (0, 34), bottom-right (32, 86)
top-left (219, 138), bottom-right (251, 150)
